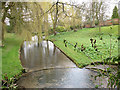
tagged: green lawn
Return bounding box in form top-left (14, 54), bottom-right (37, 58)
top-left (50, 25), bottom-right (118, 67)
top-left (1, 33), bottom-right (23, 79)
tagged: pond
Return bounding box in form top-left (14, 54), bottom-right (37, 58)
top-left (17, 40), bottom-right (107, 88)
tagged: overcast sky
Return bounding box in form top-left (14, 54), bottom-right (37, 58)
top-left (4, 0), bottom-right (120, 17)
top-left (54, 0), bottom-right (119, 18)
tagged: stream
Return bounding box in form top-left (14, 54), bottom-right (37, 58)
top-left (17, 40), bottom-right (107, 88)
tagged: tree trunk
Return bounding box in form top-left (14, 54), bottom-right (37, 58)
top-left (92, 2), bottom-right (95, 27)
top-left (1, 2), bottom-right (7, 46)
top-left (53, 24), bottom-right (56, 36)
top-left (99, 23), bottom-right (101, 34)
top-left (0, 22), bottom-right (5, 47)
top-left (53, 1), bottom-right (58, 36)
top-left (0, 30), bottom-right (2, 46)
top-left (92, 17), bottom-right (95, 27)
top-left (98, 13), bottom-right (101, 35)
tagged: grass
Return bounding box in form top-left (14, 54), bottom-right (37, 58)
top-left (1, 25), bottom-right (118, 78)
top-left (50, 25), bottom-right (118, 67)
top-left (1, 33), bottom-right (23, 79)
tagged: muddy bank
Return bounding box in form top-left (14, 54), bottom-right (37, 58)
top-left (86, 65), bottom-right (118, 71)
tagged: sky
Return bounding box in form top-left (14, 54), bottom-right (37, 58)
top-left (55, 0), bottom-right (120, 18)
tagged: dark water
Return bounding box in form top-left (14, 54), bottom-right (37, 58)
top-left (17, 40), bottom-right (100, 88)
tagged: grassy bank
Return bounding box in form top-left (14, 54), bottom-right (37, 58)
top-left (50, 25), bottom-right (118, 67)
top-left (2, 33), bottom-right (23, 79)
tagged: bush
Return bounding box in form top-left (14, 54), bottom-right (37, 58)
top-left (56, 26), bottom-right (66, 32)
top-left (70, 26), bottom-right (74, 30)
top-left (48, 28), bottom-right (53, 35)
top-left (49, 26), bottom-right (67, 34)
top-left (95, 20), bottom-right (99, 26)
top-left (75, 25), bottom-right (79, 29)
top-left (6, 25), bottom-right (14, 33)
top-left (70, 25), bottom-right (82, 30)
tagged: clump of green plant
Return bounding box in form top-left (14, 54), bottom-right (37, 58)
top-left (63, 39), bottom-right (100, 60)
top-left (94, 26), bottom-right (120, 88)
top-left (70, 26), bottom-right (74, 30)
top-left (2, 73), bottom-right (18, 89)
top-left (2, 69), bottom-right (26, 89)
top-left (49, 26), bottom-right (67, 34)
top-left (107, 67), bottom-right (120, 88)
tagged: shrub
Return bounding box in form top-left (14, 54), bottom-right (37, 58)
top-left (48, 28), bottom-right (54, 35)
top-left (56, 26), bottom-right (66, 32)
top-left (6, 25), bottom-right (14, 33)
top-left (70, 26), bottom-right (74, 30)
top-left (95, 20), bottom-right (99, 26)
top-left (75, 25), bottom-right (80, 29)
top-left (70, 25), bottom-right (82, 30)
top-left (49, 26), bottom-right (67, 34)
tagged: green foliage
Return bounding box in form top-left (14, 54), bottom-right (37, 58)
top-left (70, 26), bottom-right (74, 30)
top-left (49, 26), bottom-right (66, 34)
top-left (50, 25), bottom-right (118, 68)
top-left (2, 73), bottom-right (22, 88)
top-left (56, 26), bottom-right (66, 32)
top-left (6, 25), bottom-right (14, 33)
top-left (95, 20), bottom-right (99, 26)
top-left (104, 67), bottom-right (120, 88)
top-left (95, 85), bottom-right (99, 88)
top-left (112, 6), bottom-right (119, 19)
top-left (2, 33), bottom-right (23, 79)
top-left (70, 25), bottom-right (82, 30)
top-left (75, 25), bottom-right (79, 29)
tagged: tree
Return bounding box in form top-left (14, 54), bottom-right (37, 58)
top-left (1, 2), bottom-right (51, 45)
top-left (112, 6), bottom-right (119, 19)
top-left (1, 2), bottom-right (28, 46)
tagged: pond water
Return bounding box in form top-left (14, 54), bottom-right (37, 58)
top-left (20, 41), bottom-right (77, 71)
top-left (17, 40), bottom-right (104, 88)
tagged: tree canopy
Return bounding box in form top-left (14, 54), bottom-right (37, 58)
top-left (112, 6), bottom-right (119, 19)
top-left (1, 0), bottom-right (109, 46)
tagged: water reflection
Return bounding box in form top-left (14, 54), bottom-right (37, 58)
top-left (18, 40), bottom-right (102, 88)
top-left (20, 40), bottom-right (76, 71)
top-left (17, 68), bottom-right (96, 88)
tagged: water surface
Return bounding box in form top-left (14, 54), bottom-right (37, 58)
top-left (20, 41), bottom-right (77, 71)
top-left (18, 40), bottom-right (103, 88)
